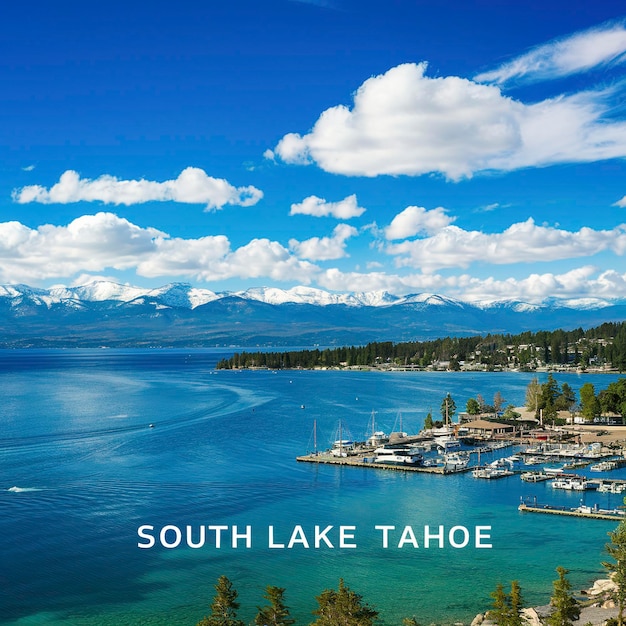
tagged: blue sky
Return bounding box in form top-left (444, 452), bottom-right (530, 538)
top-left (3, 0), bottom-right (626, 303)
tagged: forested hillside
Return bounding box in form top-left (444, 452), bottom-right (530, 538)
top-left (216, 322), bottom-right (626, 371)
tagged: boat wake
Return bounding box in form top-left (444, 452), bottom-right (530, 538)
top-left (7, 486), bottom-right (43, 493)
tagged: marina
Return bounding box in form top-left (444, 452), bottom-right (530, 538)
top-left (296, 452), bottom-right (466, 474)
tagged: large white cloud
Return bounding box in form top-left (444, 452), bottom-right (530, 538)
top-left (385, 206), bottom-right (455, 240)
top-left (289, 224), bottom-right (358, 260)
top-left (290, 194), bottom-right (365, 218)
top-left (12, 167), bottom-right (263, 211)
top-left (386, 218), bottom-right (626, 272)
top-left (475, 21), bottom-right (626, 85)
top-left (317, 265), bottom-right (626, 304)
top-left (269, 62), bottom-right (626, 179)
top-left (194, 238), bottom-right (318, 283)
top-left (0, 213), bottom-right (316, 284)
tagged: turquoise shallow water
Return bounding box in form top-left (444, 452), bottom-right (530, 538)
top-left (0, 349), bottom-right (624, 625)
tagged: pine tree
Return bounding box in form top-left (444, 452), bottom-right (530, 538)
top-left (546, 567), bottom-right (580, 626)
top-left (197, 575), bottom-right (245, 626)
top-left (489, 582), bottom-right (510, 625)
top-left (603, 514), bottom-right (626, 626)
top-left (466, 398), bottom-right (481, 416)
top-left (440, 393), bottom-right (456, 424)
top-left (509, 580), bottom-right (523, 626)
top-left (489, 581), bottom-right (523, 626)
top-left (254, 585), bottom-right (295, 626)
top-left (580, 383), bottom-right (601, 422)
top-left (310, 578), bottom-right (378, 626)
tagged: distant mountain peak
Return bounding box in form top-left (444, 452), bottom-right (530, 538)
top-left (0, 281), bottom-right (623, 348)
top-left (0, 281), bottom-right (619, 311)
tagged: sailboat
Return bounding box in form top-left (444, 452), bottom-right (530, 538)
top-left (434, 395), bottom-right (461, 450)
top-left (366, 410), bottom-right (388, 447)
top-left (331, 420), bottom-right (355, 457)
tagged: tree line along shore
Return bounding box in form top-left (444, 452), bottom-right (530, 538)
top-left (194, 508), bottom-right (626, 625)
top-left (215, 321), bottom-right (626, 373)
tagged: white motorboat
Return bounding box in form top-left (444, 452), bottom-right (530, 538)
top-left (597, 482), bottom-right (626, 493)
top-left (551, 477), bottom-right (595, 491)
top-left (374, 446), bottom-right (423, 466)
top-left (443, 451), bottom-right (470, 471)
top-left (590, 461), bottom-right (618, 472)
top-left (472, 466), bottom-right (514, 479)
top-left (520, 471), bottom-right (551, 482)
top-left (435, 435), bottom-right (461, 451)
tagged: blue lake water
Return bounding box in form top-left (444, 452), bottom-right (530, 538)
top-left (1, 349), bottom-right (625, 625)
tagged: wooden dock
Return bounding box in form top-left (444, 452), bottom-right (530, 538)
top-left (518, 502), bottom-right (625, 521)
top-left (296, 453), bottom-right (473, 475)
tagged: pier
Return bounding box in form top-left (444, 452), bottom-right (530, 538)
top-left (296, 453), bottom-right (472, 475)
top-left (518, 499), bottom-right (626, 521)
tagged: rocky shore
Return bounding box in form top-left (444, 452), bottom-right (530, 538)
top-left (471, 578), bottom-right (619, 626)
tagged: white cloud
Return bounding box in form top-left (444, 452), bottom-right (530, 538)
top-left (450, 266), bottom-right (626, 303)
top-left (386, 218), bottom-right (626, 272)
top-left (12, 167), bottom-right (263, 211)
top-left (270, 62), bottom-right (626, 179)
top-left (204, 239), bottom-right (318, 283)
top-left (475, 21), bottom-right (626, 85)
top-left (289, 224), bottom-right (358, 260)
top-left (385, 206), bottom-right (454, 240)
top-left (615, 195), bottom-right (626, 208)
top-left (290, 194), bottom-right (366, 219)
top-left (22, 165), bottom-right (35, 172)
top-left (316, 265), bottom-right (626, 304)
top-left (0, 213), bottom-right (317, 284)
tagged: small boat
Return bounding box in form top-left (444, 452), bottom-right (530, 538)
top-left (331, 439), bottom-right (355, 457)
top-left (443, 451), bottom-right (470, 471)
top-left (331, 421), bottom-right (355, 457)
top-left (472, 467), bottom-right (514, 479)
top-left (544, 465), bottom-right (567, 475)
top-left (520, 471), bottom-right (551, 482)
top-left (524, 456), bottom-right (544, 465)
top-left (590, 461), bottom-right (618, 472)
top-left (562, 461), bottom-right (588, 470)
top-left (551, 477), bottom-right (595, 491)
top-left (597, 482), bottom-right (626, 493)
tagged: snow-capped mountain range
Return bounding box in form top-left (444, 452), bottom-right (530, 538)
top-left (0, 280), bottom-right (614, 310)
top-left (0, 280), bottom-right (622, 348)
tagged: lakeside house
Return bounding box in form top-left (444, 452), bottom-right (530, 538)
top-left (462, 419), bottom-right (515, 439)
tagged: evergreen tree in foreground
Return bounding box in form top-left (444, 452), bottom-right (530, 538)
top-left (546, 567), bottom-right (580, 626)
top-left (254, 585), bottom-right (295, 626)
top-left (197, 575), bottom-right (244, 626)
top-left (311, 578), bottom-right (378, 626)
top-left (604, 510), bottom-right (626, 626)
top-left (489, 581), bottom-right (523, 626)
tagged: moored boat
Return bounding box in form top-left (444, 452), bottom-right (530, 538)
top-left (373, 446), bottom-right (423, 466)
top-left (520, 471), bottom-right (551, 482)
top-left (551, 476), bottom-right (595, 491)
top-left (472, 466), bottom-right (514, 479)
top-left (443, 451), bottom-right (470, 471)
top-left (590, 460), bottom-right (618, 472)
top-left (597, 481), bottom-right (626, 493)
